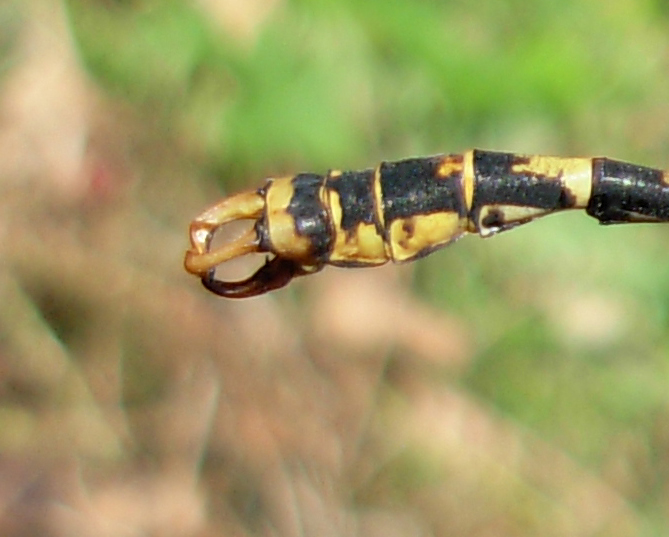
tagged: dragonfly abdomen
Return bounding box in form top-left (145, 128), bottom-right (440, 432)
top-left (184, 149), bottom-right (669, 298)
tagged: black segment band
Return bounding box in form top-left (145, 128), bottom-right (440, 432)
top-left (472, 150), bottom-right (573, 212)
top-left (287, 173), bottom-right (332, 260)
top-left (326, 169), bottom-right (377, 232)
top-left (587, 158), bottom-right (669, 223)
top-left (379, 156), bottom-right (465, 222)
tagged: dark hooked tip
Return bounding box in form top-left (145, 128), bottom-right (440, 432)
top-left (200, 257), bottom-right (309, 298)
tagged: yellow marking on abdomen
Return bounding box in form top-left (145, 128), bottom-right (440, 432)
top-left (265, 177), bottom-right (314, 259)
top-left (373, 165), bottom-right (393, 258)
top-left (477, 205), bottom-right (551, 237)
top-left (462, 150), bottom-right (476, 232)
top-left (437, 154), bottom-right (465, 178)
top-left (512, 156), bottom-right (593, 208)
top-left (388, 212), bottom-right (465, 262)
top-left (327, 190), bottom-right (387, 265)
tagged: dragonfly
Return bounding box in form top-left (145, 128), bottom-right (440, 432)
top-left (184, 149), bottom-right (669, 298)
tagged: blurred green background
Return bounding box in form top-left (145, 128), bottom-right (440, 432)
top-left (1, 0), bottom-right (669, 535)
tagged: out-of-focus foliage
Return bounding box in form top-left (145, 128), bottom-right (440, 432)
top-left (0, 0), bottom-right (668, 535)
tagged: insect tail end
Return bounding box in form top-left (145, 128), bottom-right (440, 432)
top-left (200, 257), bottom-right (312, 298)
top-left (184, 190), bottom-right (265, 276)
